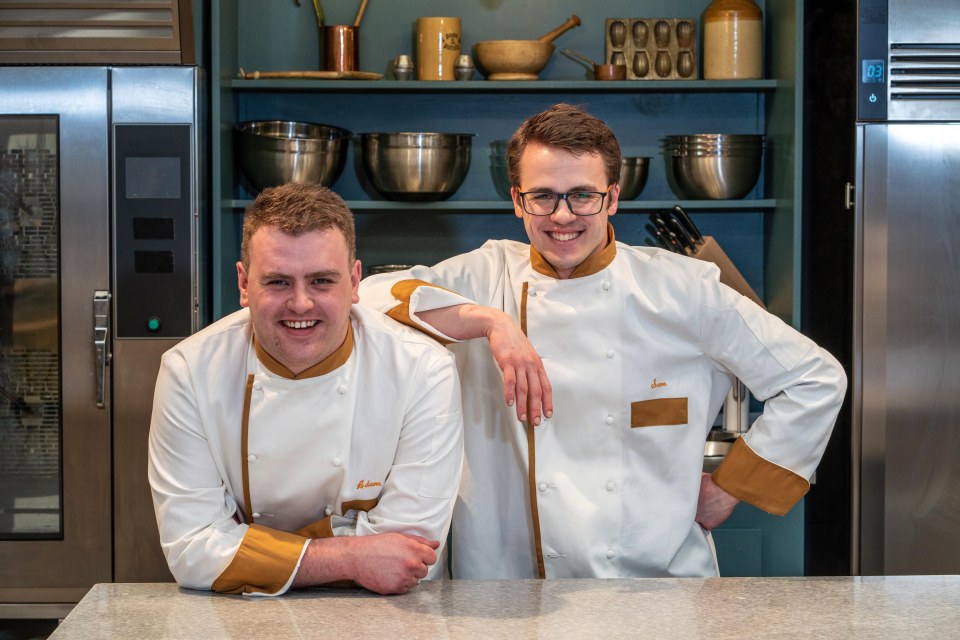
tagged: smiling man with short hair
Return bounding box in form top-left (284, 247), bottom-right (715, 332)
top-left (359, 103), bottom-right (846, 580)
top-left (148, 182), bottom-right (463, 596)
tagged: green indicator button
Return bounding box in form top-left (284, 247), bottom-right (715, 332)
top-left (147, 317), bottom-right (161, 332)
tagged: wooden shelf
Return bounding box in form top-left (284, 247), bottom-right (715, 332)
top-left (227, 78), bottom-right (779, 93)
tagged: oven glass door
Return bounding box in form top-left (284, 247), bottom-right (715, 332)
top-left (0, 67), bottom-right (112, 597)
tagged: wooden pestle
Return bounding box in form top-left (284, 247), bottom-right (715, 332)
top-left (537, 15), bottom-right (581, 44)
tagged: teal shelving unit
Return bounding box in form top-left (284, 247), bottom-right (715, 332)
top-left (209, 0), bottom-right (805, 577)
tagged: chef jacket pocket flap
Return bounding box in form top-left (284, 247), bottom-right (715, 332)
top-left (631, 398), bottom-right (688, 427)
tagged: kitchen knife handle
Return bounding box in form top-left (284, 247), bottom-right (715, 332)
top-left (644, 222), bottom-right (676, 252)
top-left (671, 205), bottom-right (704, 243)
top-left (662, 210), bottom-right (697, 252)
top-left (649, 211), bottom-right (676, 243)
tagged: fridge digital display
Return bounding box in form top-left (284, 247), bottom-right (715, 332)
top-left (862, 59), bottom-right (885, 84)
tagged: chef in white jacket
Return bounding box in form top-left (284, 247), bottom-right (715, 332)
top-left (359, 104), bottom-right (846, 579)
top-left (148, 183), bottom-right (463, 595)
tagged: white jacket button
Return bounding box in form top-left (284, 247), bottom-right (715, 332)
top-left (605, 481), bottom-right (616, 492)
top-left (538, 482), bottom-right (548, 492)
top-left (332, 457), bottom-right (342, 467)
top-left (247, 454), bottom-right (256, 462)
top-left (605, 415), bottom-right (614, 425)
top-left (605, 349), bottom-right (615, 358)
top-left (528, 287), bottom-right (537, 296)
top-left (337, 384), bottom-right (347, 394)
top-left (252, 512), bottom-right (261, 519)
top-left (324, 507), bottom-right (333, 516)
top-left (606, 549), bottom-right (616, 559)
top-left (601, 280), bottom-right (611, 291)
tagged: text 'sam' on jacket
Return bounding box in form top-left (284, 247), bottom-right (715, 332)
top-left (358, 229), bottom-right (846, 579)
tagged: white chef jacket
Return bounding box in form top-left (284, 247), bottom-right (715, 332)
top-left (358, 226), bottom-right (846, 579)
top-left (147, 305), bottom-right (464, 595)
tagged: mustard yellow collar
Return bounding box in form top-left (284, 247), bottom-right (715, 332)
top-left (530, 223), bottom-right (617, 279)
top-left (253, 322), bottom-right (353, 380)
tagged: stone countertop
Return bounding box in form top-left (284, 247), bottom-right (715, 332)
top-left (49, 576), bottom-right (960, 639)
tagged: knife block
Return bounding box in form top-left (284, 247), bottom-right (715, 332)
top-left (689, 236), bottom-right (765, 308)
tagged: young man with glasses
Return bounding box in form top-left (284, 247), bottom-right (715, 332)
top-left (359, 103), bottom-right (846, 580)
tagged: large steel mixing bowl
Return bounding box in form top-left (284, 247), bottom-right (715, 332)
top-left (360, 132), bottom-right (473, 201)
top-left (235, 120), bottom-right (351, 192)
top-left (664, 134), bottom-right (763, 200)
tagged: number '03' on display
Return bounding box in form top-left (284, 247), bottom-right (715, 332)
top-left (862, 59), bottom-right (885, 84)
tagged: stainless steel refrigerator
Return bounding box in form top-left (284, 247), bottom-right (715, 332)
top-left (853, 0), bottom-right (960, 575)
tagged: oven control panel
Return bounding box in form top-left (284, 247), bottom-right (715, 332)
top-left (114, 123), bottom-right (194, 338)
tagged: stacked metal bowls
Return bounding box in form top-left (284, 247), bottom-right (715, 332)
top-left (663, 134), bottom-right (763, 199)
top-left (235, 120), bottom-right (351, 192)
top-left (360, 132), bottom-right (473, 201)
top-left (618, 157), bottom-right (650, 200)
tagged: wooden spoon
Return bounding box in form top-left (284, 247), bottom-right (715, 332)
top-left (353, 0), bottom-right (368, 27)
top-left (537, 15), bottom-right (581, 44)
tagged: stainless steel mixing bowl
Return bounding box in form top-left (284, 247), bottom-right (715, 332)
top-left (664, 134), bottom-right (763, 199)
top-left (360, 132), bottom-right (473, 201)
top-left (618, 157), bottom-right (650, 200)
top-left (489, 140), bottom-right (512, 200)
top-left (490, 156), bottom-right (512, 200)
top-left (235, 120), bottom-right (351, 192)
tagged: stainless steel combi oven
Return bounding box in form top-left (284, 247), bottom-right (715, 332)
top-left (0, 66), bottom-right (203, 615)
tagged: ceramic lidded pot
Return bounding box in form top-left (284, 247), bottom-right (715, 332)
top-left (703, 0), bottom-right (763, 79)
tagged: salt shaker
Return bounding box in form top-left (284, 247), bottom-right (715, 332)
top-left (454, 54), bottom-right (475, 81)
top-left (393, 54), bottom-right (414, 80)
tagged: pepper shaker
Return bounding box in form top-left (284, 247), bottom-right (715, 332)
top-left (454, 54), bottom-right (475, 81)
top-left (393, 54), bottom-right (414, 80)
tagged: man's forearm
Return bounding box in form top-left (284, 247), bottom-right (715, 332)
top-left (291, 533), bottom-right (438, 595)
top-left (291, 537), bottom-right (354, 587)
top-left (415, 303), bottom-right (501, 341)
top-left (418, 303), bottom-right (553, 424)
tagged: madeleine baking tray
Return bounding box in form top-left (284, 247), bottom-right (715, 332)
top-left (605, 18), bottom-right (698, 80)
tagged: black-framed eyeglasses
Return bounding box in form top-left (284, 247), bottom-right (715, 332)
top-left (517, 189), bottom-right (610, 217)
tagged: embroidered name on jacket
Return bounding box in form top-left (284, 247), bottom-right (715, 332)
top-left (650, 378), bottom-right (668, 389)
top-left (356, 480), bottom-right (382, 489)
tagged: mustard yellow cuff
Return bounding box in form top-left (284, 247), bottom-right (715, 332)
top-left (388, 279), bottom-right (455, 345)
top-left (711, 437), bottom-right (810, 516)
top-left (211, 524), bottom-right (306, 595)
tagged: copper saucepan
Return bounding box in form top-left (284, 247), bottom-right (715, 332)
top-left (561, 48), bottom-right (627, 81)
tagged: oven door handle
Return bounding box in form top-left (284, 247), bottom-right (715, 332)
top-left (93, 290), bottom-right (112, 409)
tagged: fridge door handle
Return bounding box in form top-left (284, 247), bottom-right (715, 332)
top-left (93, 290), bottom-right (112, 408)
top-left (845, 181), bottom-right (856, 210)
